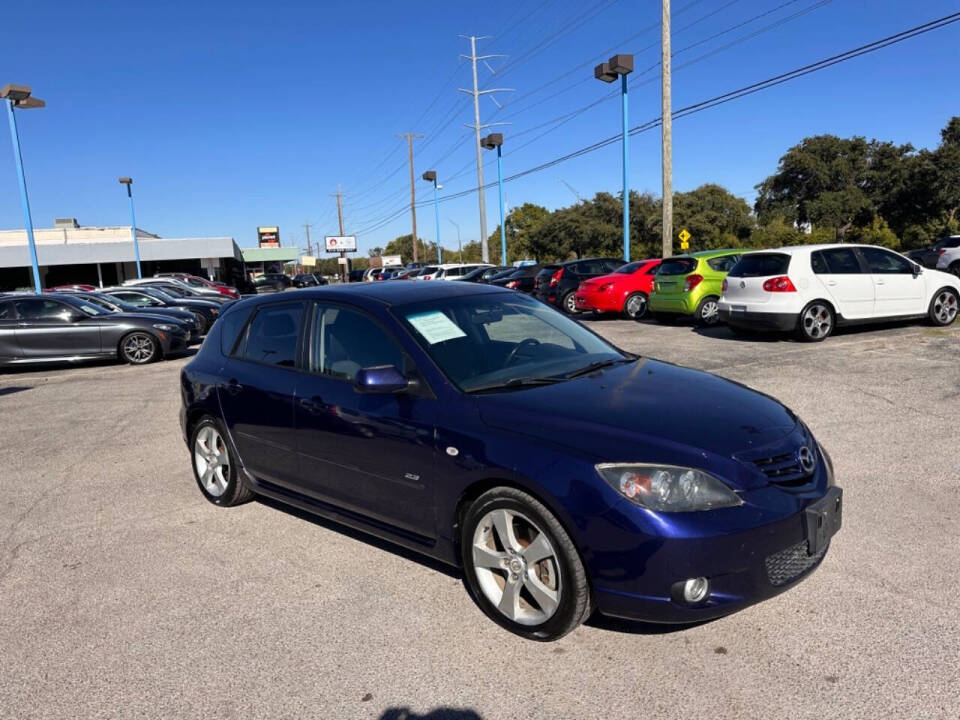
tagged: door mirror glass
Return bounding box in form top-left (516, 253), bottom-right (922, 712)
top-left (355, 365), bottom-right (409, 393)
top-left (912, 263), bottom-right (922, 277)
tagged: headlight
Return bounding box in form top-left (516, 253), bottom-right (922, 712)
top-left (152, 323), bottom-right (177, 331)
top-left (209, 308), bottom-right (219, 315)
top-left (596, 463), bottom-right (742, 512)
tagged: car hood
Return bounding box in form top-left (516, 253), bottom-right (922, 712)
top-left (105, 312), bottom-right (186, 325)
top-left (475, 359), bottom-right (798, 488)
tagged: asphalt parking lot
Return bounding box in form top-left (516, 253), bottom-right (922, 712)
top-left (1, 317), bottom-right (958, 720)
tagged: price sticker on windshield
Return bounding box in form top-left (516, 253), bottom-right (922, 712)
top-left (406, 311), bottom-right (467, 344)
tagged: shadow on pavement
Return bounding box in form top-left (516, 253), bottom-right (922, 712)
top-left (0, 385), bottom-right (32, 396)
top-left (585, 613), bottom-right (713, 635)
top-left (255, 496), bottom-right (460, 580)
top-left (379, 709), bottom-right (483, 720)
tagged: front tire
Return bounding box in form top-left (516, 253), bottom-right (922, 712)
top-left (119, 332), bottom-right (159, 364)
top-left (796, 301), bottom-right (834, 342)
top-left (623, 292), bottom-right (648, 320)
top-left (928, 287), bottom-right (959, 326)
top-left (461, 487), bottom-right (591, 641)
top-left (190, 417), bottom-right (253, 506)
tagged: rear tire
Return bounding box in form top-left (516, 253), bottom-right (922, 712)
top-left (460, 487), bottom-right (591, 641)
top-left (928, 287), bottom-right (959, 326)
top-left (694, 296), bottom-right (721, 326)
top-left (561, 291), bottom-right (579, 315)
top-left (623, 292), bottom-right (648, 320)
top-left (949, 262), bottom-right (960, 278)
top-left (190, 416), bottom-right (254, 506)
top-left (796, 301), bottom-right (834, 342)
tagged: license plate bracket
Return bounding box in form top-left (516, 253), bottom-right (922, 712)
top-left (804, 486), bottom-right (843, 556)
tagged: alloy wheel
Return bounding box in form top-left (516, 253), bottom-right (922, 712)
top-left (194, 425), bottom-right (230, 497)
top-left (933, 290), bottom-right (958, 324)
top-left (122, 333), bottom-right (156, 363)
top-left (625, 294), bottom-right (647, 319)
top-left (802, 304), bottom-right (832, 339)
top-left (563, 293), bottom-right (578, 314)
top-left (471, 508), bottom-right (561, 626)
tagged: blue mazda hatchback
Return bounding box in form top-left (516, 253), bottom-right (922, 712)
top-left (180, 282), bottom-right (842, 640)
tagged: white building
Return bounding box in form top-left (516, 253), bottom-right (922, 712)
top-left (0, 218), bottom-right (244, 290)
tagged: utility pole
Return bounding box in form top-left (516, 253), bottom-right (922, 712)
top-left (459, 36), bottom-right (511, 264)
top-left (331, 185), bottom-right (347, 283)
top-left (303, 221), bottom-right (312, 257)
top-left (397, 133), bottom-right (423, 262)
top-left (661, 0), bottom-right (673, 258)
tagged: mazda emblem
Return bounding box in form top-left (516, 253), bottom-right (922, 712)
top-left (797, 446), bottom-right (815, 474)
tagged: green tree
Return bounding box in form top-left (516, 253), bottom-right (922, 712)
top-left (672, 184), bottom-right (754, 251)
top-left (381, 234), bottom-right (431, 265)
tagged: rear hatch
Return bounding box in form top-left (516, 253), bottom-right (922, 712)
top-left (533, 265), bottom-right (560, 292)
top-left (654, 257), bottom-right (698, 295)
top-left (723, 253), bottom-right (792, 307)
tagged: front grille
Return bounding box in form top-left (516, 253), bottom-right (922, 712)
top-left (752, 452), bottom-right (808, 486)
top-left (765, 540), bottom-right (828, 586)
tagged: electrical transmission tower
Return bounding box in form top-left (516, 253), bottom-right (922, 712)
top-left (459, 36), bottom-right (512, 263)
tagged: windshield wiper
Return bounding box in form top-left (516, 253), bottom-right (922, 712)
top-left (466, 376), bottom-right (565, 394)
top-left (562, 355), bottom-right (637, 379)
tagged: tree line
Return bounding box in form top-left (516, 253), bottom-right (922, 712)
top-left (317, 116), bottom-right (959, 271)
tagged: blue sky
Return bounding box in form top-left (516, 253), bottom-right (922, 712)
top-left (2, 0), bottom-right (958, 255)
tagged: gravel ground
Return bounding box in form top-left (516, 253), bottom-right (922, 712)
top-left (1, 315), bottom-right (958, 720)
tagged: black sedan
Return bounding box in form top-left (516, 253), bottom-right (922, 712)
top-left (253, 274), bottom-right (292, 293)
top-left (102, 286), bottom-right (222, 335)
top-left (72, 292), bottom-right (202, 344)
top-left (905, 236), bottom-right (960, 268)
top-left (490, 264), bottom-right (545, 293)
top-left (0, 294), bottom-right (189, 366)
top-left (459, 265), bottom-right (512, 283)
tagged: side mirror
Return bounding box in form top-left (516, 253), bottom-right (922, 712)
top-left (355, 365), bottom-right (410, 394)
top-left (912, 264), bottom-right (922, 277)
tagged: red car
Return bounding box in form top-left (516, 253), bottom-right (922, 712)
top-left (574, 258), bottom-right (661, 319)
top-left (157, 273), bottom-right (239, 299)
top-left (46, 284), bottom-right (97, 292)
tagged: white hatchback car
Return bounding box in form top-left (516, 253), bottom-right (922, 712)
top-left (718, 244), bottom-right (960, 341)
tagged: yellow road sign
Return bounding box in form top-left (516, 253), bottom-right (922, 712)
top-left (678, 228), bottom-right (691, 243)
top-left (680, 240), bottom-right (689, 251)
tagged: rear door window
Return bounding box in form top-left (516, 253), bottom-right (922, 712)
top-left (819, 248), bottom-right (863, 274)
top-left (728, 253), bottom-right (791, 277)
top-left (657, 258), bottom-right (698, 276)
top-left (243, 302), bottom-right (304, 368)
top-left (0, 302), bottom-right (11, 320)
top-left (601, 259), bottom-right (625, 272)
top-left (706, 255), bottom-right (739, 272)
top-left (13, 299), bottom-right (74, 321)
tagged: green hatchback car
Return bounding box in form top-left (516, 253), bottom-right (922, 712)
top-left (649, 249), bottom-right (741, 325)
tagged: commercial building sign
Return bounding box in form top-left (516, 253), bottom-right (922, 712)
top-left (257, 226), bottom-right (280, 247)
top-left (325, 235), bottom-right (357, 252)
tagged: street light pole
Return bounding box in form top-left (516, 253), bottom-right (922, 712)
top-left (118, 177), bottom-right (142, 278)
top-left (423, 171), bottom-right (441, 264)
top-left (481, 133), bottom-right (507, 266)
top-left (594, 54), bottom-right (634, 262)
top-left (2, 84), bottom-right (45, 293)
top-left (448, 219), bottom-right (462, 264)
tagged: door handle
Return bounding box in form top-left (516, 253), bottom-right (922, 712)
top-left (825, 280), bottom-right (837, 286)
top-left (299, 396), bottom-right (324, 414)
top-left (874, 279), bottom-right (885, 285)
top-left (223, 379), bottom-right (243, 396)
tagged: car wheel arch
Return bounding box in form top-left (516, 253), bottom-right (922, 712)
top-left (452, 475), bottom-right (589, 572)
top-left (117, 330), bottom-right (162, 360)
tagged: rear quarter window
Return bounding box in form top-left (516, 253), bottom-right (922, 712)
top-left (706, 255), bottom-right (739, 273)
top-left (728, 253), bottom-right (791, 278)
top-left (220, 302), bottom-right (256, 357)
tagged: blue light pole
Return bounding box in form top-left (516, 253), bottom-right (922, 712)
top-left (118, 177), bottom-right (142, 278)
top-left (481, 133), bottom-right (507, 266)
top-left (594, 54), bottom-right (634, 262)
top-left (2, 84), bottom-right (45, 293)
top-left (422, 170), bottom-right (441, 263)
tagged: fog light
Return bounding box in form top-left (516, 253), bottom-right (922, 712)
top-left (682, 577), bottom-right (710, 603)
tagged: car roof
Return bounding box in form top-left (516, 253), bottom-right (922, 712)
top-left (238, 278), bottom-right (515, 308)
top-left (735, 243), bottom-right (891, 257)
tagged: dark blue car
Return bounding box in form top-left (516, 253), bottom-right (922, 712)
top-left (180, 282), bottom-right (842, 640)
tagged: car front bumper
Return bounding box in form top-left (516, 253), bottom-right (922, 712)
top-left (720, 308), bottom-right (797, 331)
top-left (588, 485), bottom-right (842, 624)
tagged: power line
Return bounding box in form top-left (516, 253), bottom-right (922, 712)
top-left (352, 12), bottom-right (960, 237)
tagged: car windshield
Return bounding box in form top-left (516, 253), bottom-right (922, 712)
top-left (91, 293), bottom-right (137, 312)
top-left (78, 295), bottom-right (118, 312)
top-left (138, 287), bottom-right (176, 302)
top-left (657, 258), bottom-right (698, 276)
top-left (62, 296), bottom-right (110, 316)
top-left (396, 292), bottom-right (632, 393)
top-left (615, 261), bottom-right (644, 274)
